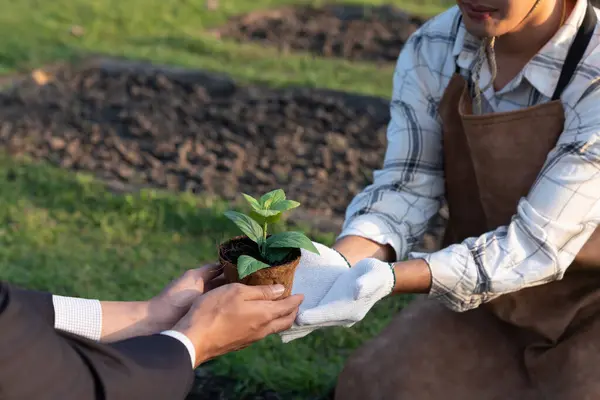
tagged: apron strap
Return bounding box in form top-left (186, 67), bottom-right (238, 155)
top-left (551, 1), bottom-right (597, 100)
top-left (454, 15), bottom-right (473, 93)
top-left (454, 15), bottom-right (463, 75)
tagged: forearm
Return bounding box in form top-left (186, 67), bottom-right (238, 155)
top-left (100, 300), bottom-right (165, 342)
top-left (53, 296), bottom-right (163, 342)
top-left (1, 283), bottom-right (194, 399)
top-left (333, 235), bottom-right (396, 266)
top-left (406, 196), bottom-right (600, 311)
top-left (17, 288), bottom-right (193, 364)
top-left (390, 258), bottom-right (432, 294)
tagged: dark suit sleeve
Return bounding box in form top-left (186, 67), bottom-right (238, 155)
top-left (0, 282), bottom-right (195, 400)
top-left (8, 283), bottom-right (55, 326)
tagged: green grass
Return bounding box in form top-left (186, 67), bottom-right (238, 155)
top-left (0, 0), bottom-right (453, 97)
top-left (0, 0), bottom-right (450, 395)
top-left (0, 155), bottom-right (410, 396)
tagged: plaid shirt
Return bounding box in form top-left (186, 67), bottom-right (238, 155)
top-left (339, 0), bottom-right (600, 312)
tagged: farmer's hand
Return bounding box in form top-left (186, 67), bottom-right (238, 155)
top-left (172, 283), bottom-right (303, 368)
top-left (278, 242), bottom-right (351, 343)
top-left (296, 258), bottom-right (394, 328)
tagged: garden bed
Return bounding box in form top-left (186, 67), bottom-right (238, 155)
top-left (0, 57), bottom-right (387, 215)
top-left (213, 4), bottom-right (426, 63)
top-left (0, 57), bottom-right (447, 250)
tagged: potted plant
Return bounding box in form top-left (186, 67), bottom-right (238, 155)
top-left (219, 189), bottom-right (320, 297)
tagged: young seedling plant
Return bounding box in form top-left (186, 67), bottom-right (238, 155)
top-left (223, 189), bottom-right (320, 279)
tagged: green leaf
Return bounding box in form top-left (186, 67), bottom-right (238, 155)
top-left (266, 232), bottom-right (320, 255)
top-left (237, 255), bottom-right (271, 279)
top-left (260, 189), bottom-right (286, 209)
top-left (250, 211), bottom-right (282, 226)
top-left (266, 248), bottom-right (291, 264)
top-left (251, 209), bottom-right (282, 218)
top-left (242, 193), bottom-right (262, 212)
top-left (223, 211), bottom-right (264, 244)
top-left (270, 200), bottom-right (300, 212)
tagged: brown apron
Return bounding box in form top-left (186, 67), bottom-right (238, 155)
top-left (335, 3), bottom-right (600, 399)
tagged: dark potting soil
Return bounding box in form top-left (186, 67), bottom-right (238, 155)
top-left (220, 236), bottom-right (264, 264)
top-left (219, 236), bottom-right (299, 267)
top-left (213, 4), bottom-right (426, 63)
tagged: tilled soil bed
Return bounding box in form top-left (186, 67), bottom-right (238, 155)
top-left (0, 59), bottom-right (389, 219)
top-left (213, 4), bottom-right (426, 63)
top-left (0, 58), bottom-right (447, 250)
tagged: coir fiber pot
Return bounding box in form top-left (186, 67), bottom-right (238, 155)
top-left (218, 235), bottom-right (301, 298)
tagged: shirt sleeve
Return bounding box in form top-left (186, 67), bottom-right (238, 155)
top-left (52, 294), bottom-right (103, 341)
top-left (52, 295), bottom-right (196, 367)
top-left (2, 283), bottom-right (194, 399)
top-left (410, 83), bottom-right (600, 312)
top-left (338, 32), bottom-right (445, 260)
top-left (160, 330), bottom-right (196, 368)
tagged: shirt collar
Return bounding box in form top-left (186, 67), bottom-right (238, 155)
top-left (453, 0), bottom-right (591, 98)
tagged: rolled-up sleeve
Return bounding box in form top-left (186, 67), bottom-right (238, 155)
top-left (410, 83), bottom-right (600, 312)
top-left (338, 32), bottom-right (445, 260)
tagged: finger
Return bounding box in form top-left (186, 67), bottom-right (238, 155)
top-left (191, 263), bottom-right (224, 283)
top-left (267, 294), bottom-right (304, 319)
top-left (264, 308), bottom-right (299, 335)
top-left (238, 284), bottom-right (287, 300)
top-left (204, 274), bottom-right (227, 292)
top-left (233, 343), bottom-right (251, 352)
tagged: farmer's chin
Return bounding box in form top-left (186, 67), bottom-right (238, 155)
top-left (461, 12), bottom-right (505, 38)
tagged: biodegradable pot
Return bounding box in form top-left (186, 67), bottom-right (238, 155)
top-left (218, 235), bottom-right (301, 297)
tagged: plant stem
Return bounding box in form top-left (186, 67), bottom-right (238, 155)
top-left (262, 221), bottom-right (268, 256)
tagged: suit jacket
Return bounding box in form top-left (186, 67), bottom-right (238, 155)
top-left (0, 281), bottom-right (195, 400)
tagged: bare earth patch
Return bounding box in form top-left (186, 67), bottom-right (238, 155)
top-left (212, 4), bottom-right (426, 63)
top-left (0, 57), bottom-right (387, 215)
top-left (0, 56), bottom-right (446, 246)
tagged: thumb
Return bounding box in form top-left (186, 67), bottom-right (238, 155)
top-left (240, 284), bottom-right (286, 300)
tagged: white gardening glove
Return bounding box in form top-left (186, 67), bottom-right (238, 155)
top-left (278, 242), bottom-right (351, 343)
top-left (295, 258), bottom-right (395, 328)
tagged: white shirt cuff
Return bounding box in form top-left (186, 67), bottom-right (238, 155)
top-left (52, 295), bottom-right (103, 341)
top-left (160, 330), bottom-right (196, 368)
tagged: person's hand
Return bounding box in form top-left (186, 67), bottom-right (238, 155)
top-left (295, 258), bottom-right (394, 328)
top-left (277, 242), bottom-right (351, 343)
top-left (147, 264), bottom-right (225, 332)
top-left (172, 283), bottom-right (304, 367)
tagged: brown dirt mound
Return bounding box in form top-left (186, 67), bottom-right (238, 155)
top-left (213, 4), bottom-right (426, 63)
